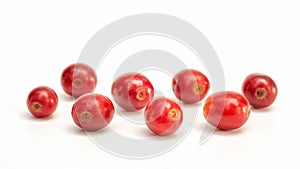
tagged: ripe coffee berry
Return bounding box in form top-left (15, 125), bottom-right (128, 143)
top-left (242, 73), bottom-right (277, 109)
top-left (27, 86), bottom-right (58, 118)
top-left (172, 69), bottom-right (210, 104)
top-left (71, 93), bottom-right (115, 131)
top-left (203, 91), bottom-right (250, 131)
top-left (111, 73), bottom-right (154, 111)
top-left (144, 97), bottom-right (183, 136)
top-left (61, 63), bottom-right (97, 98)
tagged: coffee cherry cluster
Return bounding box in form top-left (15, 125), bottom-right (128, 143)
top-left (26, 63), bottom-right (278, 135)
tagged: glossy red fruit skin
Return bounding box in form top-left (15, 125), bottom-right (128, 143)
top-left (61, 63), bottom-right (97, 98)
top-left (27, 86), bottom-right (58, 118)
top-left (71, 93), bottom-right (115, 131)
top-left (144, 97), bottom-right (183, 136)
top-left (172, 69), bottom-right (210, 104)
top-left (242, 73), bottom-right (277, 109)
top-left (111, 73), bottom-right (154, 111)
top-left (203, 91), bottom-right (250, 131)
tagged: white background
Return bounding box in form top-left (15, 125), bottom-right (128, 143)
top-left (0, 0), bottom-right (299, 168)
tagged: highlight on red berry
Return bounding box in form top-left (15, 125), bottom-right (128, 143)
top-left (61, 63), bottom-right (97, 98)
top-left (203, 91), bottom-right (250, 131)
top-left (27, 86), bottom-right (58, 118)
top-left (172, 69), bottom-right (210, 104)
top-left (242, 73), bottom-right (277, 109)
top-left (111, 72), bottom-right (154, 111)
top-left (144, 97), bottom-right (183, 136)
top-left (71, 93), bottom-right (115, 131)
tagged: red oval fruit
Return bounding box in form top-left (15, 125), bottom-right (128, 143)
top-left (111, 73), bottom-right (154, 111)
top-left (203, 91), bottom-right (250, 130)
top-left (144, 97), bottom-right (183, 136)
top-left (61, 63), bottom-right (97, 98)
top-left (242, 73), bottom-right (277, 109)
top-left (27, 86), bottom-right (58, 118)
top-left (172, 69), bottom-right (210, 104)
top-left (71, 93), bottom-right (115, 131)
